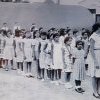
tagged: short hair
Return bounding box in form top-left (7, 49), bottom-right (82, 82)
top-left (75, 40), bottom-right (84, 48)
top-left (40, 31), bottom-right (47, 36)
top-left (64, 36), bottom-right (72, 44)
top-left (92, 23), bottom-right (100, 32)
top-left (73, 29), bottom-right (78, 35)
top-left (39, 27), bottom-right (43, 31)
top-left (59, 28), bottom-right (65, 36)
top-left (53, 33), bottom-right (60, 39)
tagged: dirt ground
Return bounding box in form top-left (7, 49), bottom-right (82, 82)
top-left (0, 69), bottom-right (98, 100)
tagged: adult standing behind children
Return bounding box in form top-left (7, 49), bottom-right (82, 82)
top-left (88, 23), bottom-right (100, 98)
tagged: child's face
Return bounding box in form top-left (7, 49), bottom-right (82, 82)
top-left (65, 38), bottom-right (72, 46)
top-left (35, 31), bottom-right (39, 38)
top-left (54, 36), bottom-right (60, 42)
top-left (7, 32), bottom-right (11, 38)
top-left (41, 35), bottom-right (46, 40)
top-left (83, 33), bottom-right (88, 39)
top-left (77, 43), bottom-right (83, 50)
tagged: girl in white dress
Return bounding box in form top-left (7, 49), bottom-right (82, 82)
top-left (23, 35), bottom-right (35, 77)
top-left (14, 32), bottom-right (25, 75)
top-left (4, 32), bottom-right (14, 71)
top-left (45, 34), bottom-right (53, 80)
top-left (52, 34), bottom-right (63, 84)
top-left (0, 31), bottom-right (6, 68)
top-left (73, 40), bottom-right (86, 93)
top-left (62, 36), bottom-right (73, 89)
top-left (81, 32), bottom-right (90, 72)
top-left (39, 32), bottom-right (48, 81)
top-left (88, 23), bottom-right (100, 98)
top-left (33, 30), bottom-right (41, 79)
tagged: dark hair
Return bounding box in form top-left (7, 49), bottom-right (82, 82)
top-left (59, 28), bottom-right (65, 36)
top-left (64, 36), bottom-right (72, 44)
top-left (73, 29), bottom-right (78, 35)
top-left (40, 31), bottom-right (47, 36)
top-left (15, 30), bottom-right (21, 37)
top-left (2, 30), bottom-right (7, 36)
top-left (75, 40), bottom-right (84, 48)
top-left (39, 27), bottom-right (43, 31)
top-left (92, 23), bottom-right (100, 33)
top-left (53, 33), bottom-right (60, 39)
top-left (82, 32), bottom-right (89, 37)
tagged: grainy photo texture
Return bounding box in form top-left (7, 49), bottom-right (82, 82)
top-left (0, 0), bottom-right (100, 100)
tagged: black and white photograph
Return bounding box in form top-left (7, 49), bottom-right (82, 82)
top-left (0, 0), bottom-right (100, 100)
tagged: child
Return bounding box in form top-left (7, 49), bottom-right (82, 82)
top-left (39, 32), bottom-right (48, 81)
top-left (82, 32), bottom-right (90, 71)
top-left (82, 32), bottom-right (90, 57)
top-left (45, 33), bottom-right (53, 80)
top-left (13, 31), bottom-right (24, 75)
top-left (73, 40), bottom-right (86, 93)
top-left (3, 31), bottom-right (14, 71)
top-left (0, 31), bottom-right (6, 68)
top-left (52, 33), bottom-right (63, 85)
top-left (62, 36), bottom-right (73, 89)
top-left (33, 30), bottom-right (41, 79)
top-left (23, 35), bottom-right (34, 78)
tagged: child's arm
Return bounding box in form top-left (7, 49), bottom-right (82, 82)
top-left (13, 40), bottom-right (16, 57)
top-left (38, 42), bottom-right (41, 55)
top-left (51, 43), bottom-right (54, 65)
top-left (32, 45), bottom-right (36, 60)
top-left (4, 39), bottom-right (6, 49)
top-left (72, 57), bottom-right (76, 64)
top-left (23, 42), bottom-right (26, 60)
top-left (62, 48), bottom-right (66, 69)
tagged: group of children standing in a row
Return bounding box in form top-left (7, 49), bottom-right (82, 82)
top-left (0, 23), bottom-right (100, 98)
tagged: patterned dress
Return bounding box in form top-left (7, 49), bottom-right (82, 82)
top-left (62, 45), bottom-right (73, 72)
top-left (73, 48), bottom-right (85, 81)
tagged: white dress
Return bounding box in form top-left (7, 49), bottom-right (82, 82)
top-left (62, 45), bottom-right (73, 72)
top-left (45, 40), bottom-right (53, 69)
top-left (39, 39), bottom-right (48, 69)
top-left (34, 38), bottom-right (40, 60)
top-left (14, 37), bottom-right (24, 62)
top-left (3, 37), bottom-right (13, 60)
top-left (24, 38), bottom-right (34, 62)
top-left (87, 33), bottom-right (100, 77)
top-left (0, 35), bottom-right (5, 59)
top-left (52, 41), bottom-right (63, 69)
top-left (73, 48), bottom-right (85, 81)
